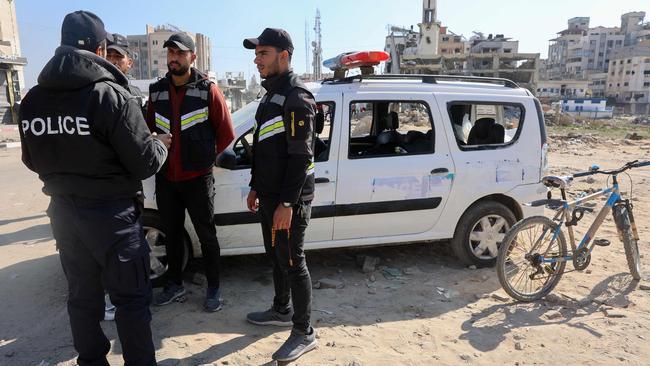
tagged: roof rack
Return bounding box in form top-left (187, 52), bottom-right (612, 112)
top-left (321, 74), bottom-right (520, 88)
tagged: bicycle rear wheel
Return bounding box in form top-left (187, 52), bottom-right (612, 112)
top-left (614, 205), bottom-right (642, 280)
top-left (497, 216), bottom-right (568, 301)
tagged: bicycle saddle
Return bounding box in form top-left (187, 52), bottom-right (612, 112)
top-left (542, 175), bottom-right (573, 189)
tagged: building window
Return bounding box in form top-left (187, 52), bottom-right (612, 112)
top-left (627, 59), bottom-right (632, 64)
top-left (624, 82), bottom-right (629, 86)
top-left (644, 82), bottom-right (650, 87)
top-left (153, 60), bottom-right (158, 65)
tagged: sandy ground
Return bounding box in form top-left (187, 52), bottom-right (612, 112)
top-left (1, 127), bottom-right (650, 366)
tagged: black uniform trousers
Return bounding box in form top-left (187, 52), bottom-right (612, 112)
top-left (155, 173), bottom-right (221, 288)
top-left (258, 197), bottom-right (313, 333)
top-left (47, 195), bottom-right (155, 366)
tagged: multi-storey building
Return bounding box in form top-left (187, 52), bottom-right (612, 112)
top-left (0, 0), bottom-right (27, 124)
top-left (606, 41), bottom-right (650, 114)
top-left (127, 24), bottom-right (211, 79)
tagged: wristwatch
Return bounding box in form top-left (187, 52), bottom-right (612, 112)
top-left (281, 202), bottom-right (293, 208)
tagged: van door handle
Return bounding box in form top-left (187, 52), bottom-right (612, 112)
top-left (315, 177), bottom-right (330, 183)
top-left (431, 168), bottom-right (449, 174)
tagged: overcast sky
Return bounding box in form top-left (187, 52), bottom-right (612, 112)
top-left (15, 0), bottom-right (650, 88)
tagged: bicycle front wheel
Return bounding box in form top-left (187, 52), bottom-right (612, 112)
top-left (497, 216), bottom-right (568, 301)
top-left (614, 205), bottom-right (642, 280)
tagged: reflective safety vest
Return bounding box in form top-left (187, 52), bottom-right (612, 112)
top-left (149, 71), bottom-right (215, 171)
top-left (250, 71), bottom-right (316, 202)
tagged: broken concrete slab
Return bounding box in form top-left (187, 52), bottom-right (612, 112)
top-left (362, 256), bottom-right (380, 273)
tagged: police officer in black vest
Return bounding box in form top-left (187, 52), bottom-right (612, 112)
top-left (244, 28), bottom-right (317, 363)
top-left (19, 11), bottom-right (169, 366)
top-left (106, 33), bottom-right (145, 109)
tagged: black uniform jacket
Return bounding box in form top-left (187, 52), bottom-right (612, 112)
top-left (249, 71), bottom-right (316, 204)
top-left (19, 45), bottom-right (167, 199)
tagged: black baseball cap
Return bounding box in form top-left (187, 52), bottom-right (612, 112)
top-left (163, 33), bottom-right (195, 53)
top-left (61, 10), bottom-right (113, 50)
top-left (107, 33), bottom-right (131, 57)
top-left (244, 28), bottom-right (294, 54)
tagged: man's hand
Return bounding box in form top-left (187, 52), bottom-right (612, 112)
top-left (152, 132), bottom-right (172, 149)
top-left (246, 190), bottom-right (259, 213)
top-left (273, 204), bottom-right (292, 230)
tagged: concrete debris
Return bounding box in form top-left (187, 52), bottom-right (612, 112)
top-left (514, 342), bottom-right (524, 351)
top-left (601, 307), bottom-right (627, 318)
top-left (603, 295), bottom-right (632, 308)
top-left (639, 284), bottom-right (650, 291)
top-left (544, 310), bottom-right (564, 320)
top-left (362, 256), bottom-right (380, 273)
top-left (316, 278), bottom-right (344, 289)
top-left (403, 266), bottom-right (422, 275)
top-left (467, 265), bottom-right (477, 270)
top-left (382, 267), bottom-right (404, 279)
top-left (491, 293), bottom-right (510, 302)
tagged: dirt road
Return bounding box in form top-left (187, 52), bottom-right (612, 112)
top-left (1, 132), bottom-right (650, 365)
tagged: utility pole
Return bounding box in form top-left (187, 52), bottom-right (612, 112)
top-left (312, 8), bottom-right (322, 80)
top-left (305, 20), bottom-right (311, 80)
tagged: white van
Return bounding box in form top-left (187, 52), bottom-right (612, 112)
top-left (142, 74), bottom-right (548, 280)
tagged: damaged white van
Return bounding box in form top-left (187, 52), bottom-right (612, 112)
top-left (142, 73), bottom-right (548, 279)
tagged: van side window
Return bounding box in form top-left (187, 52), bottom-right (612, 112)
top-left (315, 102), bottom-right (335, 162)
top-left (232, 101), bottom-right (335, 168)
top-left (448, 102), bottom-right (524, 149)
top-left (349, 101), bottom-right (434, 158)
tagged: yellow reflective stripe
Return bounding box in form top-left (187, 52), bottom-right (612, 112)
top-left (307, 162), bottom-right (315, 169)
top-left (291, 111), bottom-right (295, 137)
top-left (181, 112), bottom-right (208, 126)
top-left (155, 118), bottom-right (170, 129)
top-left (259, 121), bottom-right (285, 137)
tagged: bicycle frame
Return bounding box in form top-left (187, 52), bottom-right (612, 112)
top-left (535, 180), bottom-right (621, 264)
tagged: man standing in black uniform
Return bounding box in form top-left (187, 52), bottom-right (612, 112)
top-left (243, 28), bottom-right (317, 362)
top-left (147, 33), bottom-right (235, 312)
top-left (19, 11), bottom-right (169, 366)
top-left (106, 33), bottom-right (145, 108)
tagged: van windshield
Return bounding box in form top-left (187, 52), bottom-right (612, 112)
top-left (231, 100), bottom-right (260, 129)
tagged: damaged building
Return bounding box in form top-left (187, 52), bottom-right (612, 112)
top-left (384, 0), bottom-right (539, 91)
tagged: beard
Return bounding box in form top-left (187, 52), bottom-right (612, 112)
top-left (168, 62), bottom-right (189, 76)
top-left (260, 57), bottom-right (281, 79)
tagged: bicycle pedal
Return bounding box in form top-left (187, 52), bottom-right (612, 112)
top-left (593, 239), bottom-right (611, 247)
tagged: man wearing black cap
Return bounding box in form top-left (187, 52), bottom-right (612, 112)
top-left (147, 32), bottom-right (234, 312)
top-left (243, 28), bottom-right (317, 362)
top-left (19, 10), bottom-right (168, 366)
top-left (107, 33), bottom-right (145, 108)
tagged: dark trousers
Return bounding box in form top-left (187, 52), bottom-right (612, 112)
top-left (47, 195), bottom-right (155, 366)
top-left (156, 173), bottom-right (220, 288)
top-left (258, 197), bottom-right (313, 332)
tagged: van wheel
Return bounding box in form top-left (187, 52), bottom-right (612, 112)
top-left (451, 201), bottom-right (516, 267)
top-left (142, 210), bottom-right (191, 287)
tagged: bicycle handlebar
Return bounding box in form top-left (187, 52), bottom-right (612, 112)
top-left (573, 160), bottom-right (650, 178)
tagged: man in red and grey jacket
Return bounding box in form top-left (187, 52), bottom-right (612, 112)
top-left (146, 32), bottom-right (235, 312)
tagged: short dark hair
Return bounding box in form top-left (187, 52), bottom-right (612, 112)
top-left (275, 46), bottom-right (292, 62)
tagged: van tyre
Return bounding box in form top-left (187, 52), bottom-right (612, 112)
top-left (451, 201), bottom-right (516, 267)
top-left (142, 210), bottom-right (192, 287)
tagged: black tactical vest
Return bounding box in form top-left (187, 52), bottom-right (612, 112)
top-left (251, 72), bottom-right (316, 201)
top-left (149, 70), bottom-right (215, 171)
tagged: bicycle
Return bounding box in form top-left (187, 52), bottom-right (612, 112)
top-left (496, 160), bottom-right (650, 302)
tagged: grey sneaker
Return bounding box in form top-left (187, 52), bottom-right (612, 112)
top-left (272, 328), bottom-right (317, 362)
top-left (154, 282), bottom-right (186, 306)
top-left (246, 307), bottom-right (293, 327)
top-left (203, 286), bottom-right (222, 312)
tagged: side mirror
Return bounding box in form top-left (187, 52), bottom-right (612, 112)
top-left (215, 148), bottom-right (237, 170)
